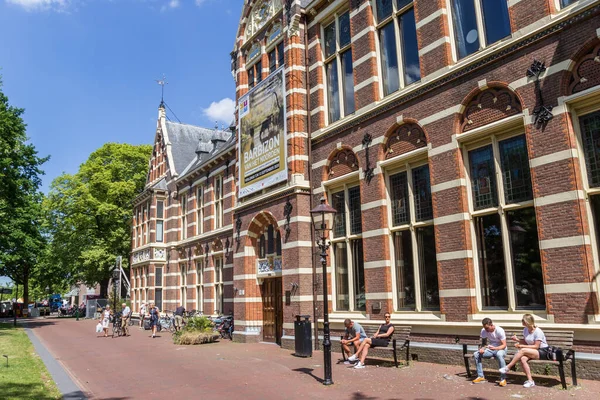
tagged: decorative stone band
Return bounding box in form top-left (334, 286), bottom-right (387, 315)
top-left (363, 260), bottom-right (392, 270)
top-left (418, 36), bottom-right (451, 57)
top-left (539, 235), bottom-right (591, 250)
top-left (439, 288), bottom-right (477, 298)
top-left (365, 292), bottom-right (394, 300)
top-left (534, 190), bottom-right (585, 207)
top-left (415, 8), bottom-right (447, 29)
top-left (545, 282), bottom-right (597, 294)
top-left (436, 250), bottom-right (473, 261)
top-left (233, 297), bottom-right (262, 303)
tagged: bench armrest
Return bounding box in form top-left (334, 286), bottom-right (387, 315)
top-left (564, 349), bottom-right (576, 361)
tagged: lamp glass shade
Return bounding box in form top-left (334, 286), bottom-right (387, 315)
top-left (310, 197), bottom-right (337, 236)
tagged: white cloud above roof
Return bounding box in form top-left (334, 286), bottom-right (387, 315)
top-left (202, 98), bottom-right (235, 125)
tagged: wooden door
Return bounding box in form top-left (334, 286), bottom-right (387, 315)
top-left (262, 278), bottom-right (283, 344)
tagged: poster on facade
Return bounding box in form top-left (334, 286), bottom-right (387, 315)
top-left (238, 67), bottom-right (287, 198)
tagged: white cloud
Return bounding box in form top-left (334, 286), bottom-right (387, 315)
top-left (6, 0), bottom-right (71, 12)
top-left (195, 0), bottom-right (207, 5)
top-left (202, 98), bottom-right (235, 125)
top-left (160, 0), bottom-right (180, 12)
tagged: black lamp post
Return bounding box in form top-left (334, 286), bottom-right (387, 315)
top-left (112, 269), bottom-right (120, 312)
top-left (310, 196), bottom-right (337, 386)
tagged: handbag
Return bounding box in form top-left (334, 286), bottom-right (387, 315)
top-left (96, 322), bottom-right (103, 333)
top-left (545, 345), bottom-right (562, 361)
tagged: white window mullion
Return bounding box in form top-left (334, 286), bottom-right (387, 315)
top-left (406, 164), bottom-right (423, 311)
top-left (473, 0), bottom-right (486, 49)
top-left (393, 12), bottom-right (405, 90)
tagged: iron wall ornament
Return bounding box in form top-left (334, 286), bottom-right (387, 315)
top-left (225, 159), bottom-right (230, 177)
top-left (527, 59), bottom-right (553, 130)
top-left (362, 133), bottom-right (375, 184)
top-left (283, 198), bottom-right (293, 239)
top-left (235, 215), bottom-right (243, 244)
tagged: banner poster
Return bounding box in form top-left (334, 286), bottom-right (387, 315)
top-left (238, 67), bottom-right (287, 198)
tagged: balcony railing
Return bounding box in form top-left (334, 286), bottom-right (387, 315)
top-left (131, 246), bottom-right (167, 265)
top-left (257, 255), bottom-right (282, 277)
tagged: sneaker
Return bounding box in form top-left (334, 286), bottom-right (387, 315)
top-left (523, 380), bottom-right (535, 388)
top-left (343, 360), bottom-right (354, 365)
top-left (353, 362), bottom-right (365, 369)
top-left (348, 354), bottom-right (358, 362)
top-left (499, 367), bottom-right (509, 374)
top-left (472, 377), bottom-right (487, 384)
top-left (498, 379), bottom-right (507, 387)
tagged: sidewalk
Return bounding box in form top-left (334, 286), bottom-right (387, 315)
top-left (25, 318), bottom-right (600, 400)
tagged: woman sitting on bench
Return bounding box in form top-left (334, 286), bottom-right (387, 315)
top-left (348, 313), bottom-right (394, 369)
top-left (499, 313), bottom-right (549, 388)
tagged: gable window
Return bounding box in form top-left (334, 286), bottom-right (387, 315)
top-left (196, 187), bottom-right (204, 236)
top-left (180, 194), bottom-right (187, 240)
top-left (156, 200), bottom-right (164, 243)
top-left (466, 134), bottom-right (545, 310)
top-left (450, 0), bottom-right (511, 59)
top-left (375, 0), bottom-right (421, 96)
top-left (214, 176), bottom-right (224, 229)
top-left (268, 41), bottom-right (284, 73)
top-left (331, 185), bottom-right (364, 311)
top-left (388, 163), bottom-right (439, 310)
top-left (247, 42), bottom-right (262, 89)
top-left (323, 10), bottom-right (355, 124)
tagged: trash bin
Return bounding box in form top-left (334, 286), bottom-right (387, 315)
top-left (294, 315), bottom-right (312, 357)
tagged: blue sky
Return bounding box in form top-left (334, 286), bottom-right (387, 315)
top-left (0, 0), bottom-right (241, 194)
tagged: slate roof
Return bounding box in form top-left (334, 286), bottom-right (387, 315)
top-left (151, 177), bottom-right (168, 191)
top-left (165, 121), bottom-right (220, 176)
top-left (179, 128), bottom-right (235, 178)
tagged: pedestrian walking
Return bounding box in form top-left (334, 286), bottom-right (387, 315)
top-left (121, 303), bottom-right (131, 336)
top-left (149, 303), bottom-right (159, 338)
top-left (100, 305), bottom-right (112, 338)
top-left (139, 302), bottom-right (147, 330)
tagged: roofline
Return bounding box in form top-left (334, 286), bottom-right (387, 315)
top-left (176, 142), bottom-right (236, 184)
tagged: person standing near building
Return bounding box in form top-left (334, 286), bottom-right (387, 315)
top-left (100, 305), bottom-right (112, 338)
top-left (149, 303), bottom-right (159, 338)
top-left (121, 303), bottom-right (131, 336)
top-left (472, 318), bottom-right (507, 386)
top-left (174, 304), bottom-right (185, 332)
top-left (139, 302), bottom-right (147, 330)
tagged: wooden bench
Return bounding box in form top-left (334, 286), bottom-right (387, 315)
top-left (462, 329), bottom-right (577, 389)
top-left (340, 325), bottom-right (411, 367)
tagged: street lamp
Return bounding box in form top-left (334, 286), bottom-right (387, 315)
top-left (310, 196), bottom-right (337, 386)
top-left (112, 268), bottom-right (120, 312)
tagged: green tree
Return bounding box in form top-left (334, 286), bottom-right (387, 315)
top-left (44, 143), bottom-right (152, 297)
top-left (0, 78), bottom-right (48, 305)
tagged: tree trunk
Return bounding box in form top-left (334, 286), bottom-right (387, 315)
top-left (99, 278), bottom-right (109, 298)
top-left (23, 267), bottom-right (30, 306)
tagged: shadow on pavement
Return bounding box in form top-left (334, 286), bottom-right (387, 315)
top-left (292, 367), bottom-right (324, 384)
top-left (455, 370), bottom-right (564, 388)
top-left (62, 390), bottom-right (89, 400)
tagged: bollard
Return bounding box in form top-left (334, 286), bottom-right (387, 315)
top-left (3, 355), bottom-right (8, 368)
top-left (76, 308), bottom-right (79, 321)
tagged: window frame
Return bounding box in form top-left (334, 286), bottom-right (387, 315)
top-left (267, 39), bottom-right (285, 76)
top-left (448, 0), bottom-right (512, 60)
top-left (180, 262), bottom-right (187, 306)
top-left (385, 159), bottom-right (439, 312)
top-left (462, 129), bottom-right (544, 312)
top-left (321, 9), bottom-right (355, 125)
top-left (196, 260), bottom-right (205, 313)
top-left (214, 256), bottom-right (224, 315)
top-left (154, 266), bottom-right (163, 311)
top-left (328, 182), bottom-right (365, 313)
top-left (156, 199), bottom-right (165, 243)
top-left (214, 175), bottom-right (224, 229)
top-left (180, 194), bottom-right (187, 240)
top-left (196, 186), bottom-right (204, 236)
top-left (373, 0), bottom-right (421, 97)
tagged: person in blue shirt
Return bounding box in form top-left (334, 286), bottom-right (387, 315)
top-left (341, 318), bottom-right (367, 365)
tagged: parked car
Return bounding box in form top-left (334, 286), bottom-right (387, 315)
top-left (29, 302), bottom-right (51, 316)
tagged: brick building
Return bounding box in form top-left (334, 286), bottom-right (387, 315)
top-left (132, 0), bottom-right (600, 376)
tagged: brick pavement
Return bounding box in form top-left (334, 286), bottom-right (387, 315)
top-left (25, 318), bottom-right (600, 400)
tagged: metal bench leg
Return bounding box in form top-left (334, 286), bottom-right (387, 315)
top-left (406, 340), bottom-right (410, 366)
top-left (393, 348), bottom-right (398, 368)
top-left (571, 352), bottom-right (578, 386)
top-left (463, 344), bottom-right (472, 378)
top-left (558, 359), bottom-right (567, 390)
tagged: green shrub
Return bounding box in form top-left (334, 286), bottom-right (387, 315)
top-left (184, 316), bottom-right (213, 332)
top-left (173, 331), bottom-right (219, 345)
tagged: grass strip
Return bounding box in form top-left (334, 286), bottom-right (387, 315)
top-left (0, 323), bottom-right (62, 400)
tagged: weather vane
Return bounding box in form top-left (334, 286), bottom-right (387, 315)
top-left (156, 74), bottom-right (168, 106)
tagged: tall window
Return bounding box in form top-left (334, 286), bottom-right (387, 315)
top-left (155, 267), bottom-right (163, 311)
top-left (143, 205), bottom-right (148, 244)
top-left (181, 194), bottom-right (187, 240)
top-left (214, 257), bottom-right (224, 315)
top-left (268, 41), bottom-right (285, 73)
top-left (579, 111), bottom-right (600, 272)
top-left (451, 0), bottom-right (511, 59)
top-left (215, 176), bottom-right (224, 229)
top-left (156, 200), bottom-right (164, 243)
top-left (196, 261), bottom-right (204, 313)
top-left (375, 0), bottom-right (421, 96)
top-left (467, 134), bottom-right (545, 310)
top-left (247, 42), bottom-right (261, 89)
top-left (388, 163), bottom-right (439, 310)
top-left (331, 185), bottom-right (365, 311)
top-left (137, 209), bottom-right (142, 246)
top-left (196, 187), bottom-right (204, 236)
top-left (324, 11), bottom-right (355, 124)
top-left (180, 263), bottom-right (187, 306)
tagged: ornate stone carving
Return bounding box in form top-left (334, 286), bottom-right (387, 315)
top-left (154, 248), bottom-right (166, 260)
top-left (385, 123), bottom-right (427, 159)
top-left (460, 88), bottom-right (522, 132)
top-left (568, 41), bottom-right (600, 95)
top-left (245, 0), bottom-right (283, 39)
top-left (327, 149), bottom-right (359, 178)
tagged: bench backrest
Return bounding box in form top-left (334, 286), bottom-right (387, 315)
top-left (362, 324), bottom-right (411, 341)
top-left (499, 330), bottom-right (574, 356)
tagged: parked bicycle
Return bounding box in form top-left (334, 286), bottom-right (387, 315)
top-left (111, 313), bottom-right (124, 338)
top-left (158, 310), bottom-right (176, 334)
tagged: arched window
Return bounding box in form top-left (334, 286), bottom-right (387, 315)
top-left (257, 223), bottom-right (283, 276)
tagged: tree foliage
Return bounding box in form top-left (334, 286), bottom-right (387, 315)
top-left (0, 78), bottom-right (48, 305)
top-left (44, 143), bottom-right (152, 297)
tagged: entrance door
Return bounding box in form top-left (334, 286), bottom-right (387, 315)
top-left (262, 278), bottom-right (283, 345)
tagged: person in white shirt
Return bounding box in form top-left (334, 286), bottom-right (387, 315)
top-left (121, 303), bottom-right (131, 336)
top-left (472, 318), bottom-right (507, 386)
top-left (499, 313), bottom-right (549, 388)
top-left (139, 303), bottom-right (147, 330)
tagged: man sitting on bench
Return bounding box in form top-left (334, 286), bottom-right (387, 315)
top-left (472, 317), bottom-right (507, 387)
top-left (348, 313), bottom-right (395, 369)
top-left (342, 318), bottom-right (367, 366)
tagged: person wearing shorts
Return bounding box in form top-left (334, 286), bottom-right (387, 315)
top-left (341, 319), bottom-right (367, 364)
top-left (347, 313), bottom-right (395, 369)
top-left (174, 305), bottom-right (185, 331)
top-left (149, 303), bottom-right (159, 338)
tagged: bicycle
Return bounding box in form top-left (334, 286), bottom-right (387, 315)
top-left (111, 314), bottom-right (124, 338)
top-left (158, 310), bottom-right (176, 334)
